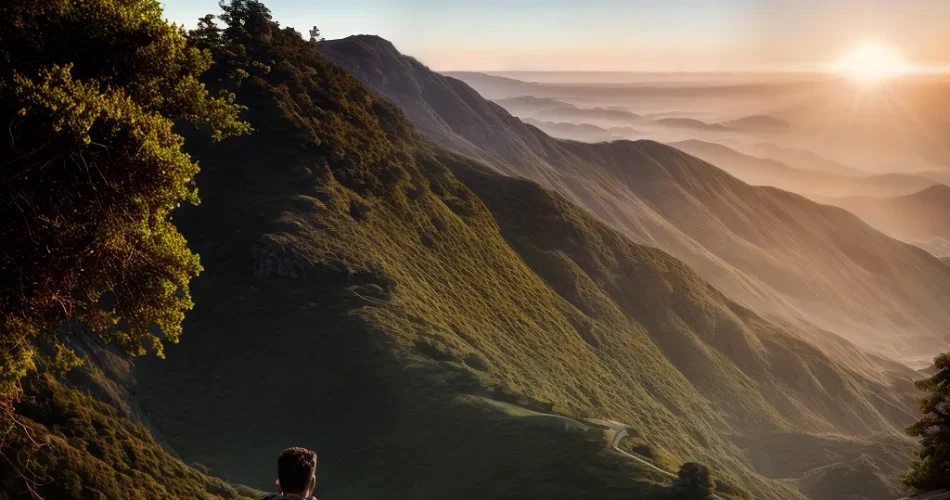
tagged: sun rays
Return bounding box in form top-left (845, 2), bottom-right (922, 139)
top-left (834, 40), bottom-right (910, 84)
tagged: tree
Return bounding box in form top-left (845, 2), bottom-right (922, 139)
top-left (0, 0), bottom-right (249, 414)
top-left (904, 353), bottom-right (950, 493)
top-left (309, 26), bottom-right (323, 42)
top-left (191, 14), bottom-right (224, 50)
top-left (672, 462), bottom-right (715, 499)
top-left (218, 0), bottom-right (276, 43)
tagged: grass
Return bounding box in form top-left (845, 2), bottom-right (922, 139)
top-left (1, 370), bottom-right (262, 499)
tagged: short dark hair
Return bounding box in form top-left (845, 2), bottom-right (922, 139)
top-left (277, 447), bottom-right (317, 493)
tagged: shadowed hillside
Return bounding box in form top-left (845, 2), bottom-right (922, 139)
top-left (824, 185), bottom-right (950, 257)
top-left (2, 344), bottom-right (263, 499)
top-left (320, 35), bottom-right (950, 363)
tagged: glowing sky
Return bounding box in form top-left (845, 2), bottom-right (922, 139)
top-left (161, 0), bottom-right (950, 72)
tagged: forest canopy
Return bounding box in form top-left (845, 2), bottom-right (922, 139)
top-left (0, 0), bottom-right (248, 415)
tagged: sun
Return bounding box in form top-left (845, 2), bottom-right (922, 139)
top-left (834, 40), bottom-right (910, 83)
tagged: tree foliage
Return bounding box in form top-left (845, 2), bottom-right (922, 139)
top-left (904, 353), bottom-right (950, 492)
top-left (672, 462), bottom-right (715, 499)
top-left (0, 371), bottom-right (261, 499)
top-left (194, 0), bottom-right (415, 196)
top-left (309, 26), bottom-right (323, 42)
top-left (0, 0), bottom-right (249, 412)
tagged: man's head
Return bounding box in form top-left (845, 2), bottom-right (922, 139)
top-left (276, 447), bottom-right (317, 498)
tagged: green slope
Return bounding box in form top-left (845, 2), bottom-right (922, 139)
top-left (124, 17), bottom-right (922, 500)
top-left (1, 357), bottom-right (262, 499)
top-left (125, 17), bottom-right (679, 500)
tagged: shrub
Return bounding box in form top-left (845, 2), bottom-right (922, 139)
top-left (903, 353), bottom-right (950, 493)
top-left (672, 462), bottom-right (715, 499)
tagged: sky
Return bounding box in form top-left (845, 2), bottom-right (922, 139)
top-left (161, 0), bottom-right (950, 72)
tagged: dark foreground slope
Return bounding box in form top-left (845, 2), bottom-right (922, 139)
top-left (121, 24), bottom-right (927, 500)
top-left (320, 35), bottom-right (950, 362)
top-left (825, 185), bottom-right (950, 258)
top-left (1, 343), bottom-right (261, 499)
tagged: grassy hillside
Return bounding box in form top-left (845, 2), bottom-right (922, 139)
top-left (824, 185), bottom-right (950, 258)
top-left (127, 16), bottom-right (679, 500)
top-left (118, 19), bottom-right (926, 500)
top-left (1, 355), bottom-right (262, 499)
top-left (320, 36), bottom-right (950, 363)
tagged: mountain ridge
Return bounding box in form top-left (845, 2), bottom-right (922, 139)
top-left (2, 9), bottom-right (941, 500)
top-left (824, 184), bottom-right (950, 257)
top-left (494, 95), bottom-right (643, 124)
top-left (671, 139), bottom-right (938, 198)
top-left (98, 27), bottom-right (922, 500)
top-left (321, 35), bottom-right (950, 363)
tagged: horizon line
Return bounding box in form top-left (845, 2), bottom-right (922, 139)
top-left (439, 68), bottom-right (950, 75)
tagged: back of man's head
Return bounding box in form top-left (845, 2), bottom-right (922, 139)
top-left (277, 447), bottom-right (317, 497)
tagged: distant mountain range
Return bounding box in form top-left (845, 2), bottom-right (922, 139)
top-left (823, 185), bottom-right (950, 257)
top-left (521, 117), bottom-right (640, 142)
top-left (493, 95), bottom-right (573, 112)
top-left (492, 95), bottom-right (791, 136)
top-left (448, 71), bottom-right (821, 102)
top-left (322, 36), bottom-right (950, 364)
top-left (654, 117), bottom-right (731, 132)
top-left (745, 142), bottom-right (867, 177)
top-left (725, 115), bottom-right (792, 133)
top-left (771, 81), bottom-right (950, 171)
top-left (442, 71), bottom-right (541, 98)
top-left (670, 139), bottom-right (939, 198)
top-left (495, 95), bottom-right (643, 124)
top-left (449, 71), bottom-right (950, 171)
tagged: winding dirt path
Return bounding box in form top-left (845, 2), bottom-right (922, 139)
top-left (605, 423), bottom-right (724, 500)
